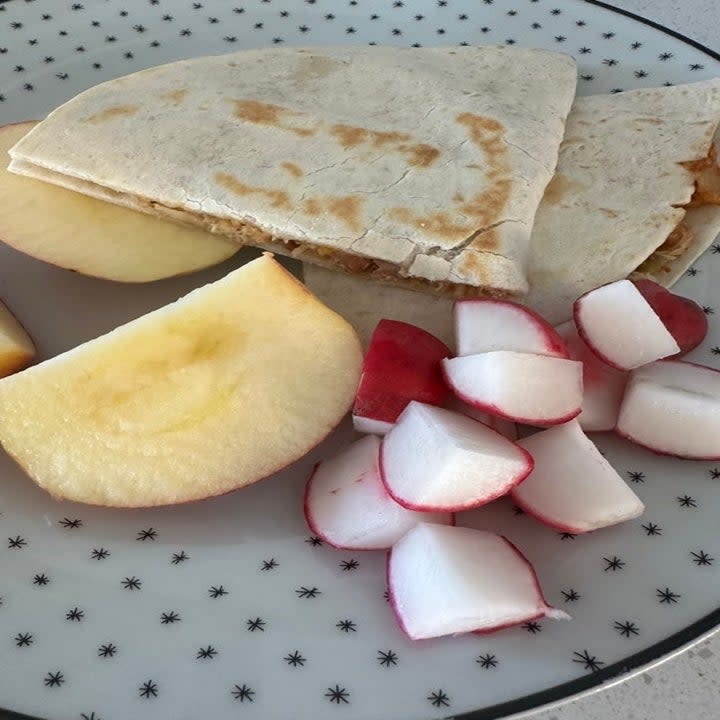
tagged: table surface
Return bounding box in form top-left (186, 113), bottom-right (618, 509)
top-left (0, 3), bottom-right (717, 720)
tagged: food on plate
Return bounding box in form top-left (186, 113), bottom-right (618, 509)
top-left (0, 255), bottom-right (362, 506)
top-left (387, 523), bottom-right (569, 640)
top-left (304, 435), bottom-right (453, 550)
top-left (632, 278), bottom-right (708, 356)
top-left (616, 360), bottom-right (720, 459)
top-left (555, 321), bottom-right (627, 432)
top-left (511, 420), bottom-right (645, 533)
top-left (0, 299), bottom-right (35, 377)
top-left (442, 351), bottom-right (583, 425)
top-left (445, 395), bottom-right (518, 440)
top-left (574, 280), bottom-right (680, 370)
top-left (0, 121), bottom-right (239, 282)
top-left (8, 46), bottom-right (577, 298)
top-left (352, 319), bottom-right (450, 435)
top-left (454, 298), bottom-right (569, 357)
top-left (526, 78), bottom-right (720, 323)
top-left (379, 402), bottom-right (533, 511)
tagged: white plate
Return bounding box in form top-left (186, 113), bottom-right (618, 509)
top-left (0, 1), bottom-right (719, 719)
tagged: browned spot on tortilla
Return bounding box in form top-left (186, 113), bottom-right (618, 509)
top-left (453, 193), bottom-right (465, 203)
top-left (303, 197), bottom-right (322, 216)
top-left (281, 162), bottom-right (304, 178)
top-left (599, 208), bottom-right (619, 218)
top-left (636, 118), bottom-right (664, 125)
top-left (289, 55), bottom-right (339, 83)
top-left (406, 143), bottom-right (441, 168)
top-left (683, 145), bottom-right (720, 207)
top-left (468, 230), bottom-right (500, 252)
top-left (161, 89), bottom-right (188, 104)
top-left (85, 104), bottom-right (139, 123)
top-left (214, 172), bottom-right (291, 211)
top-left (541, 174), bottom-right (587, 206)
top-left (455, 251), bottom-right (491, 285)
top-left (389, 207), bottom-right (471, 241)
top-left (326, 195), bottom-right (363, 232)
top-left (231, 99), bottom-right (316, 137)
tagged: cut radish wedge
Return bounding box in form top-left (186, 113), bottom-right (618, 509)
top-left (455, 299), bottom-right (569, 358)
top-left (556, 321), bottom-right (627, 432)
top-left (512, 420), bottom-right (644, 533)
top-left (387, 523), bottom-right (570, 640)
top-left (352, 319), bottom-right (450, 435)
top-left (616, 360), bottom-right (720, 459)
top-left (304, 436), bottom-right (453, 550)
top-left (573, 279), bottom-right (680, 370)
top-left (379, 402), bottom-right (532, 512)
top-left (442, 352), bottom-right (583, 426)
top-left (445, 395), bottom-right (518, 440)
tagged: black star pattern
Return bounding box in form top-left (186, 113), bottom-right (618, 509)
top-left (610, 88), bottom-right (623, 93)
top-left (340, 559), bottom-right (359, 571)
top-left (691, 550), bottom-right (714, 566)
top-left (162, 13), bottom-right (173, 20)
top-left (712, 347), bottom-right (720, 355)
top-left (139, 680), bottom-right (158, 698)
top-left (703, 306), bottom-right (715, 315)
top-left (43, 56), bottom-right (54, 64)
top-left (576, 20), bottom-right (586, 26)
top-left (224, 36), bottom-right (237, 42)
top-left (505, 38), bottom-right (515, 44)
top-left (299, 24), bottom-right (310, 32)
top-left (71, 3), bottom-right (84, 9)
top-left (121, 576), bottom-right (142, 590)
top-left (33, 573), bottom-right (50, 586)
top-left (657, 587), bottom-right (681, 604)
top-left (91, 548), bottom-right (110, 560)
top-left (119, 10), bottom-right (128, 16)
top-left (336, 619), bottom-right (357, 633)
top-left (580, 74), bottom-right (594, 82)
top-left (326, 685), bottom-right (350, 704)
top-left (171, 551), bottom-right (189, 565)
top-left (8, 536), bottom-right (27, 549)
top-left (23, 84), bottom-right (34, 92)
top-left (247, 617), bottom-right (266, 632)
top-left (507, 9), bottom-right (517, 15)
top-left (627, 471), bottom-right (645, 483)
top-left (378, 650), bottom-right (398, 667)
top-left (80, 714), bottom-right (101, 720)
top-left (305, 535), bottom-right (323, 547)
top-left (76, 45), bottom-right (86, 52)
top-left (180, 28), bottom-right (192, 36)
top-left (643, 522), bottom-right (663, 536)
top-left (559, 532), bottom-right (577, 540)
top-left (208, 17), bottom-right (219, 23)
top-left (579, 46), bottom-right (592, 54)
top-left (65, 607), bottom-right (84, 622)
top-left (602, 31), bottom-right (615, 38)
top-left (10, 22), bottom-right (23, 29)
top-left (428, 690), bottom-right (450, 708)
top-left (296, 586), bottom-right (321, 599)
top-left (136, 528), bottom-right (157, 542)
top-left (677, 495), bottom-right (697, 508)
top-left (232, 684), bottom-right (255, 702)
top-left (105, 35), bottom-right (116, 42)
top-left (555, 35), bottom-right (566, 42)
top-left (15, 632), bottom-right (33, 647)
top-left (511, 505), bottom-right (525, 516)
top-left (346, 27), bottom-right (356, 34)
top-left (261, 558), bottom-right (278, 570)
top-left (659, 51), bottom-right (674, 60)
top-left (196, 645), bottom-right (218, 660)
top-left (710, 468), bottom-right (720, 479)
top-left (459, 13), bottom-right (468, 20)
top-left (124, 52), bottom-right (134, 59)
top-left (550, 8), bottom-right (562, 15)
top-left (531, 22), bottom-right (542, 29)
top-left (687, 267), bottom-right (699, 276)
top-left (391, 28), bottom-right (401, 35)
top-left (14, 65), bottom-right (25, 73)
top-left (476, 653), bottom-right (498, 668)
top-left (91, 20), bottom-right (100, 26)
top-left (614, 620), bottom-right (639, 637)
top-left (383, 590), bottom-right (390, 602)
top-left (98, 643), bottom-right (117, 658)
top-left (192, 1), bottom-right (203, 7)
top-left (603, 58), bottom-right (619, 66)
top-left (573, 650), bottom-right (604, 672)
top-left (209, 585), bottom-right (228, 598)
top-left (56, 72), bottom-right (69, 80)
top-left (562, 588), bottom-right (581, 602)
top-left (160, 611), bottom-right (181, 624)
top-left (604, 556), bottom-right (625, 571)
top-left (523, 621), bottom-right (542, 633)
top-left (285, 651), bottom-right (306, 667)
top-left (481, 27), bottom-right (491, 33)
top-left (42, 13), bottom-right (52, 20)
top-left (690, 64), bottom-right (705, 71)
top-left (631, 40), bottom-right (643, 49)
top-left (44, 671), bottom-right (64, 688)
top-left (233, 7), bottom-right (245, 13)
top-left (150, 41), bottom-right (160, 47)
top-left (712, 244), bottom-right (720, 254)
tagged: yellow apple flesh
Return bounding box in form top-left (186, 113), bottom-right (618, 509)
top-left (0, 255), bottom-right (362, 506)
top-left (0, 300), bottom-right (35, 376)
top-left (0, 121), bottom-right (239, 282)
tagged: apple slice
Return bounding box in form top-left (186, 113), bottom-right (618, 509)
top-left (304, 435), bottom-right (453, 550)
top-left (512, 420), bottom-right (644, 533)
top-left (379, 401), bottom-right (532, 511)
top-left (616, 360), bottom-right (720, 459)
top-left (442, 352), bottom-right (583, 426)
top-left (352, 319), bottom-right (450, 435)
top-left (0, 255), bottom-right (363, 506)
top-left (445, 395), bottom-right (517, 440)
top-left (556, 321), bottom-right (627, 431)
top-left (573, 279), bottom-right (680, 370)
top-left (0, 121), bottom-right (240, 282)
top-left (632, 279), bottom-right (708, 357)
top-left (387, 523), bottom-right (570, 640)
top-left (0, 299), bottom-right (35, 377)
top-left (455, 298), bottom-right (569, 358)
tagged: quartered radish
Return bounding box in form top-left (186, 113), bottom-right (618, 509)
top-left (379, 402), bottom-right (532, 512)
top-left (455, 298), bottom-right (569, 358)
top-left (512, 420), bottom-right (645, 533)
top-left (573, 279), bottom-right (680, 370)
top-left (304, 435), bottom-right (453, 550)
top-left (387, 523), bottom-right (570, 640)
top-left (442, 351), bottom-right (583, 426)
top-left (445, 395), bottom-right (518, 440)
top-left (352, 319), bottom-right (450, 435)
top-left (616, 360), bottom-right (720, 460)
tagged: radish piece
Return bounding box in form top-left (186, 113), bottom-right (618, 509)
top-left (304, 436), bottom-right (453, 550)
top-left (442, 351), bottom-right (583, 426)
top-left (616, 360), bottom-right (720, 459)
top-left (445, 395), bottom-right (518, 440)
top-left (387, 523), bottom-right (570, 640)
top-left (455, 298), bottom-right (570, 358)
top-left (512, 420), bottom-right (644, 533)
top-left (573, 279), bottom-right (680, 370)
top-left (633, 279), bottom-right (708, 357)
top-left (556, 321), bottom-right (627, 432)
top-left (379, 401), bottom-right (532, 511)
top-left (352, 319), bottom-right (450, 435)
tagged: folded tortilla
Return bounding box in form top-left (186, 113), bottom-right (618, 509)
top-left (7, 47), bottom-right (577, 299)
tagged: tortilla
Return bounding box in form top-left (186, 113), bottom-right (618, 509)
top-left (525, 78), bottom-right (720, 323)
top-left (8, 46), bottom-right (577, 299)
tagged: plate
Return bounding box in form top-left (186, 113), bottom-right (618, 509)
top-left (1, 2), bottom-right (719, 719)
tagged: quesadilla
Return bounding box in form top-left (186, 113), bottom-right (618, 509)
top-left (7, 46), bottom-right (577, 299)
